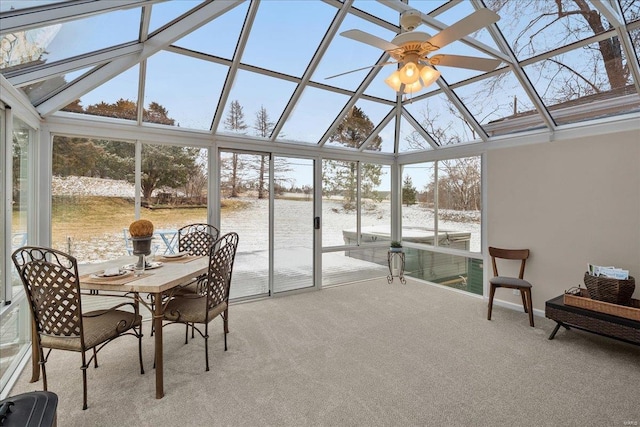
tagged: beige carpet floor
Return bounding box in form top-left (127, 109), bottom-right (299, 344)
top-left (8, 278), bottom-right (640, 426)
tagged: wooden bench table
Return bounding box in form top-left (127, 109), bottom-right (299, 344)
top-left (545, 295), bottom-right (640, 346)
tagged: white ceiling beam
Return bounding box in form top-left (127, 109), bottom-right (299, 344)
top-left (605, 0), bottom-right (640, 95)
top-left (317, 52), bottom-right (391, 146)
top-left (271, 0), bottom-right (354, 141)
top-left (0, 0), bottom-right (165, 35)
top-left (36, 0), bottom-right (244, 117)
top-left (471, 0), bottom-right (556, 132)
top-left (135, 4), bottom-right (153, 124)
top-left (210, 1), bottom-right (259, 134)
top-left (7, 44), bottom-right (143, 87)
top-left (434, 75), bottom-right (488, 142)
top-left (401, 107), bottom-right (439, 149)
top-left (0, 74), bottom-right (41, 128)
top-left (166, 44), bottom-right (397, 107)
top-left (358, 106), bottom-right (395, 151)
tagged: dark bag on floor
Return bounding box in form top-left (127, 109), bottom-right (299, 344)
top-left (0, 391), bottom-right (58, 427)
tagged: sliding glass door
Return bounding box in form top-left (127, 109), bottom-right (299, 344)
top-left (220, 151), bottom-right (315, 298)
top-left (273, 156), bottom-right (314, 293)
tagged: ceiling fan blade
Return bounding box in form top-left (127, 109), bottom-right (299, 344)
top-left (325, 62), bottom-right (397, 80)
top-left (427, 54), bottom-right (502, 71)
top-left (340, 29), bottom-right (400, 52)
top-left (424, 9), bottom-right (500, 51)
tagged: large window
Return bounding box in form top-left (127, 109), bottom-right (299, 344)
top-left (401, 156), bottom-right (482, 295)
top-left (321, 159), bottom-right (390, 286)
top-left (52, 136), bottom-right (136, 263)
top-left (0, 114), bottom-right (35, 395)
top-left (51, 137), bottom-right (208, 263)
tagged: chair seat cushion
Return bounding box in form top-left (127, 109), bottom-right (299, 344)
top-left (40, 310), bottom-right (142, 351)
top-left (164, 296), bottom-right (227, 324)
top-left (490, 276), bottom-right (532, 288)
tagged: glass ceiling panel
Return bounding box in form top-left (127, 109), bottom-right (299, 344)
top-left (173, 1), bottom-right (248, 60)
top-left (622, 0), bottom-right (640, 24)
top-left (62, 65), bottom-right (140, 121)
top-left (20, 66), bottom-right (91, 105)
top-left (352, 1), bottom-right (400, 25)
top-left (149, 1), bottom-right (203, 34)
top-left (144, 51), bottom-right (227, 130)
top-left (407, 1), bottom-right (449, 15)
top-left (453, 70), bottom-right (545, 137)
top-left (220, 69), bottom-right (297, 139)
top-left (365, 116), bottom-right (395, 153)
top-left (278, 86), bottom-right (349, 144)
top-left (33, 8), bottom-right (141, 64)
top-left (324, 99), bottom-right (391, 149)
top-left (398, 114), bottom-right (433, 153)
top-left (404, 92), bottom-right (475, 146)
top-left (631, 28), bottom-right (640, 59)
top-left (0, 1), bottom-right (67, 13)
top-left (523, 37), bottom-right (637, 126)
top-left (488, 0), bottom-right (612, 60)
top-left (312, 13), bottom-right (397, 91)
top-left (1, 25), bottom-right (61, 71)
top-left (241, 1), bottom-right (335, 78)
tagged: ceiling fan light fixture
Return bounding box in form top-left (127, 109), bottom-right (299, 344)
top-left (403, 80), bottom-right (422, 94)
top-left (398, 61), bottom-right (420, 85)
top-left (419, 65), bottom-right (441, 88)
top-left (384, 70), bottom-right (403, 91)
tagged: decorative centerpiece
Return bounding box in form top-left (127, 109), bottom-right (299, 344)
top-left (129, 219), bottom-right (154, 269)
top-left (389, 241), bottom-right (403, 253)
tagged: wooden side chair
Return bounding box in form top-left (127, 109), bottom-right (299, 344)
top-left (487, 246), bottom-right (534, 327)
top-left (11, 246), bottom-right (144, 410)
top-left (163, 232), bottom-right (239, 371)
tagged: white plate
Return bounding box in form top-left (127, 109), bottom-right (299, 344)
top-left (90, 269), bottom-right (132, 279)
top-left (122, 262), bottom-right (163, 270)
top-left (162, 252), bottom-right (189, 259)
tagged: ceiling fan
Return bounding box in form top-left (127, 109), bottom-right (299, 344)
top-left (327, 8), bottom-right (502, 94)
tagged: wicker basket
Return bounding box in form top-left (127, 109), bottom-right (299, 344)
top-left (583, 272), bottom-right (635, 305)
top-left (564, 288), bottom-right (640, 321)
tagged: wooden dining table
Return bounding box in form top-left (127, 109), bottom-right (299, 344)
top-left (28, 254), bottom-right (209, 399)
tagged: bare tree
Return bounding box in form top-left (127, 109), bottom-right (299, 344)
top-left (487, 0), bottom-right (638, 102)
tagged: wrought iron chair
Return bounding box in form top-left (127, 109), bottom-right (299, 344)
top-left (11, 246), bottom-right (144, 410)
top-left (163, 232), bottom-right (239, 371)
top-left (487, 246), bottom-right (534, 327)
top-left (178, 223), bottom-right (220, 256)
top-left (163, 224), bottom-right (220, 340)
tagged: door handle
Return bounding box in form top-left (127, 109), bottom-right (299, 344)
top-left (314, 217), bottom-right (321, 230)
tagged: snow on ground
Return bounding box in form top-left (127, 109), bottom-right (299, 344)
top-left (53, 176), bottom-right (135, 197)
top-left (50, 177), bottom-right (480, 260)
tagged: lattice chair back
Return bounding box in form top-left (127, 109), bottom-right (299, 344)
top-left (178, 223), bottom-right (220, 256)
top-left (11, 246), bottom-right (145, 410)
top-left (206, 232), bottom-right (239, 310)
top-left (12, 246), bottom-right (86, 345)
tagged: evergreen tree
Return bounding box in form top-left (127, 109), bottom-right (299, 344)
top-left (323, 107), bottom-right (383, 208)
top-left (402, 175), bottom-right (417, 206)
top-left (52, 99), bottom-right (199, 200)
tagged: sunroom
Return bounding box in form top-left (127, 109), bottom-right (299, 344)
top-left (1, 0), bottom-right (639, 425)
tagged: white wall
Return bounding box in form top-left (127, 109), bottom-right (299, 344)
top-left (486, 128), bottom-right (640, 311)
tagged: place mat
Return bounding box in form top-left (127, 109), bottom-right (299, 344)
top-left (157, 255), bottom-right (202, 263)
top-left (80, 271), bottom-right (151, 286)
